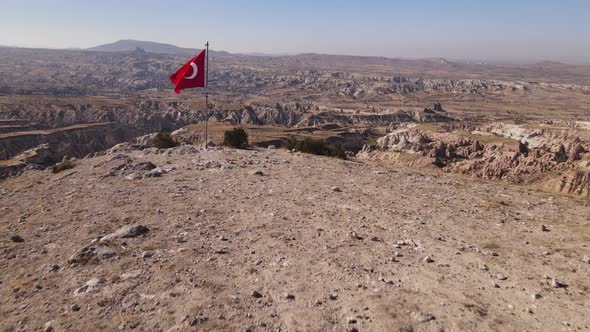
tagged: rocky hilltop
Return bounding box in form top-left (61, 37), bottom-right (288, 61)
top-left (1, 146), bottom-right (589, 331)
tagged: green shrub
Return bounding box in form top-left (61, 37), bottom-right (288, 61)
top-left (223, 127), bottom-right (249, 148)
top-left (154, 132), bottom-right (178, 149)
top-left (52, 160), bottom-right (75, 173)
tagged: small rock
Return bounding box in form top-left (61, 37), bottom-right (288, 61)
top-left (71, 304), bottom-right (81, 312)
top-left (423, 256), bottom-right (434, 263)
top-left (189, 317), bottom-right (209, 326)
top-left (100, 224), bottom-right (149, 242)
top-left (329, 294), bottom-right (338, 300)
top-left (10, 235), bottom-right (24, 243)
top-left (551, 278), bottom-right (567, 288)
top-left (541, 225), bottom-right (549, 232)
top-left (583, 256), bottom-right (590, 264)
top-left (285, 293), bottom-right (295, 300)
top-left (250, 170), bottom-right (264, 176)
top-left (347, 317), bottom-right (357, 324)
top-left (120, 270), bottom-right (142, 281)
top-left (44, 321), bottom-right (54, 332)
top-left (142, 251), bottom-right (153, 259)
top-left (496, 273), bottom-right (508, 281)
top-left (44, 264), bottom-right (60, 272)
top-left (350, 231), bottom-right (362, 240)
top-left (331, 186), bottom-right (342, 192)
top-left (74, 278), bottom-right (101, 295)
top-left (68, 244), bottom-right (114, 265)
top-left (479, 264), bottom-right (488, 271)
top-left (251, 290), bottom-right (263, 298)
top-left (492, 282), bottom-right (500, 288)
top-left (394, 251), bottom-right (403, 258)
top-left (414, 312), bottom-right (435, 323)
top-left (531, 293), bottom-right (541, 300)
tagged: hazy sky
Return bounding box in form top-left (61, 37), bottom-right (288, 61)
top-left (1, 0), bottom-right (589, 63)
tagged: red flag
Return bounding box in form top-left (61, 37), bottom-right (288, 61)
top-left (169, 50), bottom-right (206, 93)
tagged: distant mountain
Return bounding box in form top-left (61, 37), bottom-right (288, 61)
top-left (88, 40), bottom-right (202, 55)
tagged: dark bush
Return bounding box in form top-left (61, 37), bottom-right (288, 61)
top-left (223, 127), bottom-right (249, 148)
top-left (52, 160), bottom-right (75, 173)
top-left (286, 138), bottom-right (346, 159)
top-left (154, 132), bottom-right (178, 149)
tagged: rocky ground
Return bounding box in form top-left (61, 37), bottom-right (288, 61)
top-left (1, 145), bottom-right (589, 331)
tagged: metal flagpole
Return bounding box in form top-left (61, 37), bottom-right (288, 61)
top-left (204, 41), bottom-right (209, 149)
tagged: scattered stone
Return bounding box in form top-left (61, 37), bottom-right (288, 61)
top-left (551, 279), bottom-right (568, 288)
top-left (189, 317), bottom-right (209, 326)
top-left (142, 251), bottom-right (153, 259)
top-left (496, 273), bottom-right (508, 281)
top-left (99, 224), bottom-right (149, 242)
top-left (541, 225), bottom-right (550, 232)
top-left (44, 264), bottom-right (60, 272)
top-left (125, 173), bottom-right (143, 180)
top-left (423, 256), bottom-right (434, 263)
top-left (71, 304), bottom-right (81, 312)
top-left (285, 293), bottom-right (295, 300)
top-left (10, 235), bottom-right (24, 243)
top-left (68, 244), bottom-right (115, 265)
top-left (531, 293), bottom-right (541, 300)
top-left (350, 231), bottom-right (363, 240)
top-left (120, 270), bottom-right (142, 281)
top-left (414, 312), bottom-right (435, 323)
top-left (347, 318), bottom-right (357, 324)
top-left (331, 186), bottom-right (342, 192)
top-left (329, 294), bottom-right (338, 300)
top-left (73, 278), bottom-right (101, 295)
top-left (250, 170), bottom-right (264, 176)
top-left (251, 290), bottom-right (263, 298)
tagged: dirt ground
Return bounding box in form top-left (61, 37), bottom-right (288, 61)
top-left (1, 146), bottom-right (589, 331)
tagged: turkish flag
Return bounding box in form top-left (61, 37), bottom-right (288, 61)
top-left (169, 49), bottom-right (206, 93)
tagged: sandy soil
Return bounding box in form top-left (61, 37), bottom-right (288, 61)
top-left (1, 146), bottom-right (589, 331)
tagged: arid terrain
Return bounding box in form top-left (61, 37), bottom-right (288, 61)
top-left (1, 144), bottom-right (590, 331)
top-left (1, 40), bottom-right (590, 331)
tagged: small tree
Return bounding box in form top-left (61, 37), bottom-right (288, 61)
top-left (154, 132), bottom-right (178, 149)
top-left (223, 128), bottom-right (249, 149)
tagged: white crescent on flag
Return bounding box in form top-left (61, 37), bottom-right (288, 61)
top-left (184, 62), bottom-right (198, 80)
